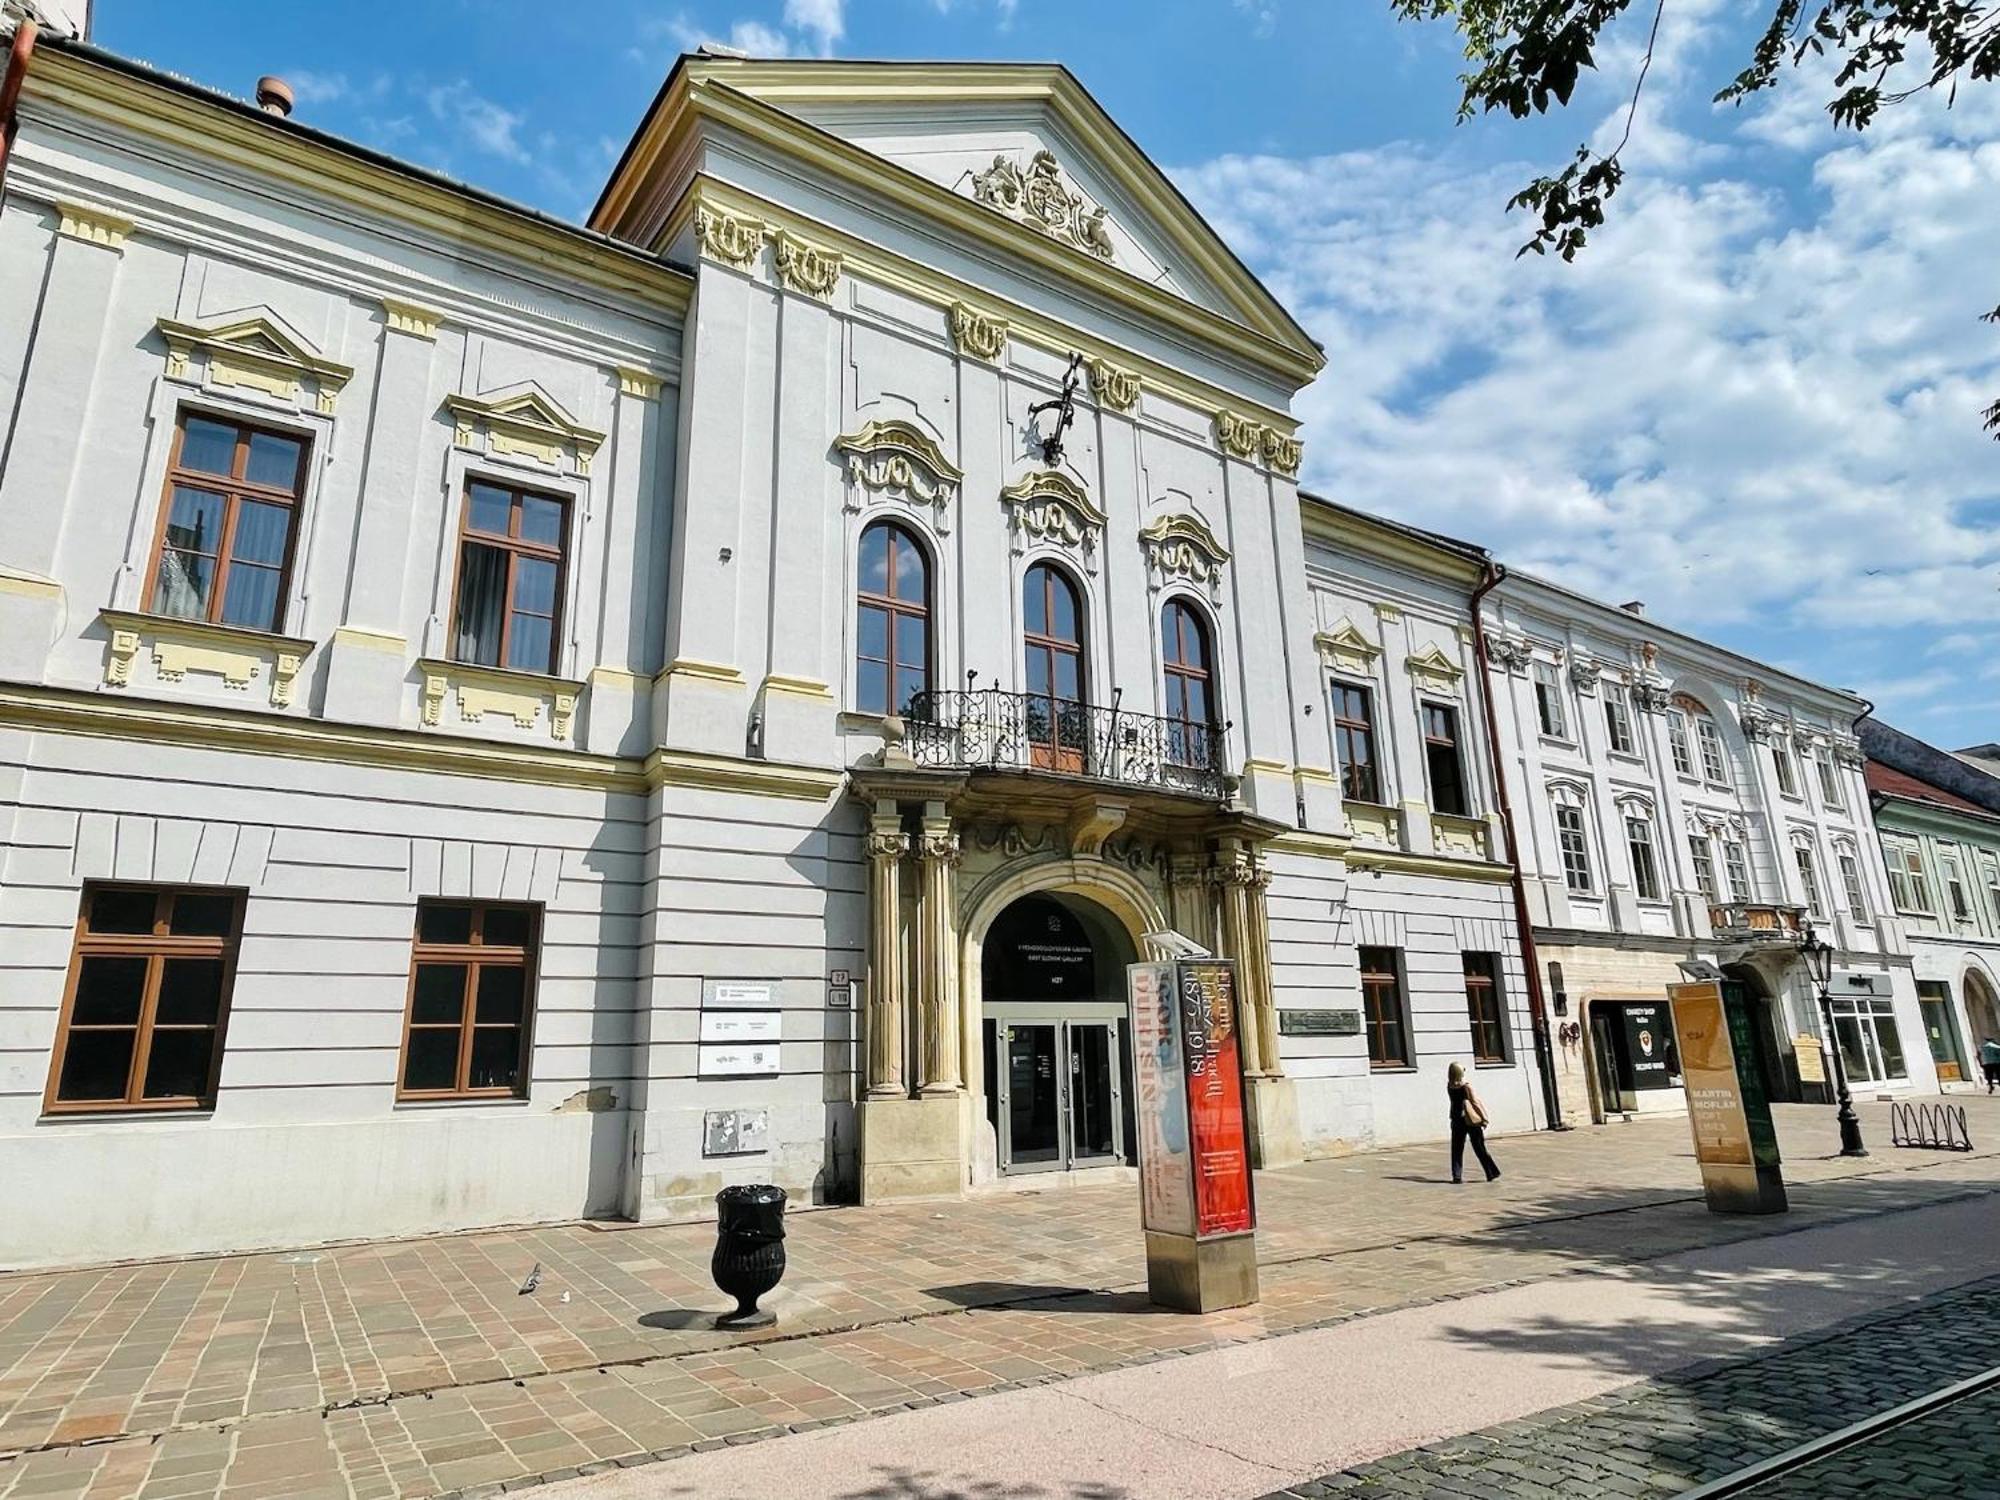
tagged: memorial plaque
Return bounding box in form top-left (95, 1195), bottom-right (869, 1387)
top-left (1278, 1008), bottom-right (1363, 1037)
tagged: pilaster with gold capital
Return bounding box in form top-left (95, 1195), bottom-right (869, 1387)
top-left (915, 803), bottom-right (963, 1096)
top-left (865, 801), bottom-right (911, 1099)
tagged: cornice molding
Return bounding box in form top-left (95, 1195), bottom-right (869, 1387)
top-left (57, 199), bottom-right (133, 248)
top-left (834, 418), bottom-right (962, 529)
top-left (380, 297), bottom-right (442, 341)
top-left (25, 48), bottom-right (693, 316)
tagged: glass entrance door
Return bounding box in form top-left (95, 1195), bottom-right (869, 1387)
top-left (996, 1017), bottom-right (1124, 1172)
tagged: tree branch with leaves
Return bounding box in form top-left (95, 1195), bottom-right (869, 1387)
top-left (1391, 0), bottom-right (2000, 434)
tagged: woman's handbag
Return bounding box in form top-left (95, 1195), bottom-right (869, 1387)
top-left (1463, 1094), bottom-right (1489, 1129)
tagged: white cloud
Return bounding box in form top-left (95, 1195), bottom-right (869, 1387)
top-left (1233, 0), bottom-right (1280, 38)
top-left (784, 0), bottom-right (844, 54)
top-left (1173, 74), bottom-right (2000, 727)
top-left (426, 80), bottom-right (529, 164)
top-left (284, 70), bottom-right (350, 106)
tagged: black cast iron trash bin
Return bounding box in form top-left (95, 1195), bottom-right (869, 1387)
top-left (711, 1184), bottom-right (787, 1329)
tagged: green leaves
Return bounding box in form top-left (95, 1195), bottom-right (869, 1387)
top-left (1391, 0), bottom-right (2000, 435)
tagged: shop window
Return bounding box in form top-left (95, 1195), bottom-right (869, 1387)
top-left (147, 411), bottom-right (308, 633)
top-left (1462, 952), bottom-right (1508, 1063)
top-left (453, 479), bottom-right (568, 675)
top-left (1360, 946), bottom-right (1410, 1068)
top-left (857, 520), bottom-right (930, 716)
top-left (1423, 702), bottom-right (1468, 817)
top-left (1331, 681), bottom-right (1380, 804)
top-left (46, 884), bottom-right (245, 1113)
top-left (1830, 995), bottom-right (1908, 1085)
top-left (399, 901), bottom-right (540, 1100)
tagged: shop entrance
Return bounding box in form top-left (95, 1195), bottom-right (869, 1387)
top-left (979, 893), bottom-right (1134, 1174)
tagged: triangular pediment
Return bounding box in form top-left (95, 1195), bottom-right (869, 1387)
top-left (443, 382), bottom-right (606, 475)
top-left (592, 60), bottom-right (1321, 381)
top-left (155, 308), bottom-right (353, 412)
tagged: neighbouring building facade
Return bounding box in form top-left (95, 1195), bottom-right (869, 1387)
top-left (1481, 576), bottom-right (1929, 1123)
top-left (1861, 721), bottom-right (2000, 1089)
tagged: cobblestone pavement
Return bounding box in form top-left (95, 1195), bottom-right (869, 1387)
top-left (1261, 1271), bottom-right (2000, 1499)
top-left (1745, 1385), bottom-right (2000, 1498)
top-left (4, 1095), bottom-right (1999, 1500)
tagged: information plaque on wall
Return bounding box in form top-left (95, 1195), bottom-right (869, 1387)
top-left (698, 978), bottom-right (783, 1078)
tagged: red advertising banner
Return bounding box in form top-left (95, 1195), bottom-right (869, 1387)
top-left (1177, 961), bottom-right (1255, 1238)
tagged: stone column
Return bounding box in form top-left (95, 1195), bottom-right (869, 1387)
top-left (1169, 849), bottom-right (1215, 951)
top-left (865, 800), bottom-right (910, 1099)
top-left (1243, 858), bottom-right (1281, 1074)
top-left (916, 802), bottom-right (962, 1096)
top-left (1212, 844), bottom-right (1270, 1078)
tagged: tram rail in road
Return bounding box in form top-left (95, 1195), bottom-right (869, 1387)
top-left (1673, 1360), bottom-right (2000, 1497)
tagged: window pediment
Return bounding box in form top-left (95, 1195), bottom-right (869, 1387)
top-left (157, 311), bottom-right (353, 415)
top-left (1406, 643), bottom-right (1464, 695)
top-left (1314, 619), bottom-right (1380, 676)
top-left (443, 384), bottom-right (605, 477)
top-left (835, 419), bottom-right (962, 531)
top-left (1000, 470), bottom-right (1106, 572)
top-left (1139, 512), bottom-right (1230, 599)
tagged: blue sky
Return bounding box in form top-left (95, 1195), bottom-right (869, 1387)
top-left (97, 1), bottom-right (2000, 746)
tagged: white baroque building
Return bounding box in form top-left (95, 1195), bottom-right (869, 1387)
top-left (1482, 574), bottom-right (1928, 1122)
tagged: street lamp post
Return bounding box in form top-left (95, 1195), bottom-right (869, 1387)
top-left (1798, 923), bottom-right (1867, 1158)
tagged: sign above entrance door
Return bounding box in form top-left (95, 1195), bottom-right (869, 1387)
top-left (986, 895), bottom-right (1098, 1002)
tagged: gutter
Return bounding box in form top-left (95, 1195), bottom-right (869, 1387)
top-left (1470, 560), bottom-right (1567, 1131)
top-left (0, 19), bottom-right (35, 193)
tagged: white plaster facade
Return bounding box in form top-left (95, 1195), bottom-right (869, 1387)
top-left (1482, 575), bottom-right (1929, 1122)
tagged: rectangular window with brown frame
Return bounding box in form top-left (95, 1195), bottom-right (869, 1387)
top-left (1360, 944), bottom-right (1410, 1069)
top-left (147, 411), bottom-right (309, 633)
top-left (45, 884), bottom-right (245, 1113)
top-left (452, 479), bottom-right (568, 676)
top-left (1463, 951), bottom-right (1508, 1063)
top-left (1423, 701), bottom-right (1469, 816)
top-left (1330, 681), bottom-right (1381, 804)
top-left (399, 901), bottom-right (540, 1100)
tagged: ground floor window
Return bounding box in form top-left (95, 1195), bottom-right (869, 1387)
top-left (46, 883), bottom-right (245, 1112)
top-left (1360, 945), bottom-right (1410, 1068)
top-left (400, 901), bottom-right (540, 1099)
top-left (1829, 994), bottom-right (1907, 1085)
top-left (1462, 952), bottom-right (1508, 1062)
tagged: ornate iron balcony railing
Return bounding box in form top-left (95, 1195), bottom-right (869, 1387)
top-left (904, 688), bottom-right (1229, 801)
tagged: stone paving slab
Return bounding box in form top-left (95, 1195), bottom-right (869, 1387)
top-left (3, 1097), bottom-right (1998, 1499)
top-left (1260, 1270), bottom-right (2000, 1499)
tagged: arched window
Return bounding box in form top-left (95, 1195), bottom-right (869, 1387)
top-left (1023, 562), bottom-right (1086, 772)
top-left (856, 521), bottom-right (929, 716)
top-left (1161, 599), bottom-right (1215, 768)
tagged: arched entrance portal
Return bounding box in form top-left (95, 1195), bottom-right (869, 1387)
top-left (1965, 969), bottom-right (2000, 1054)
top-left (977, 891), bottom-right (1139, 1176)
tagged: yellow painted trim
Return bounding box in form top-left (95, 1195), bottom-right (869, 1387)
top-left (1301, 501), bottom-right (1485, 587)
top-left (587, 665), bottom-right (649, 692)
top-left (644, 748), bottom-right (844, 801)
top-left (668, 178), bottom-right (1305, 437)
top-left (601, 63), bottom-right (1320, 374)
top-left (1293, 766), bottom-right (1340, 787)
top-left (667, 656), bottom-right (747, 685)
top-left (381, 298), bottom-right (442, 340)
top-left (1344, 846), bottom-right (1515, 884)
top-left (332, 625), bottom-right (407, 655)
top-left (1240, 758), bottom-right (1293, 777)
top-left (56, 200), bottom-right (132, 247)
top-left (23, 49), bottom-right (693, 316)
top-left (0, 572), bottom-right (62, 600)
top-left (616, 367), bottom-right (663, 400)
top-left (0, 683), bottom-right (646, 795)
top-left (1266, 830), bottom-right (1353, 861)
top-left (760, 673), bottom-right (836, 702)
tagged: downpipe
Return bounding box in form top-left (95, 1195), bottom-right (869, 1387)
top-left (1470, 560), bottom-right (1567, 1131)
top-left (0, 19), bottom-right (36, 195)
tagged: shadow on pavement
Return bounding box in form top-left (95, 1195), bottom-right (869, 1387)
top-left (636, 1309), bottom-right (717, 1331)
top-left (922, 1283), bottom-right (1173, 1315)
top-left (836, 1469), bottom-right (1131, 1499)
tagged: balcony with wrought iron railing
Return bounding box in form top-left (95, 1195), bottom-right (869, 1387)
top-left (903, 688), bottom-right (1230, 801)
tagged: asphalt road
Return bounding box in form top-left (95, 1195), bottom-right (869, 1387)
top-left (538, 1190), bottom-right (2000, 1500)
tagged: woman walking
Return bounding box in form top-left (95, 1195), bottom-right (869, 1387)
top-left (1448, 1062), bottom-right (1501, 1183)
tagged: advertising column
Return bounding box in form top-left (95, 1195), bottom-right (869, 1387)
top-left (1668, 980), bottom-right (1787, 1214)
top-left (1128, 958), bottom-right (1259, 1311)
